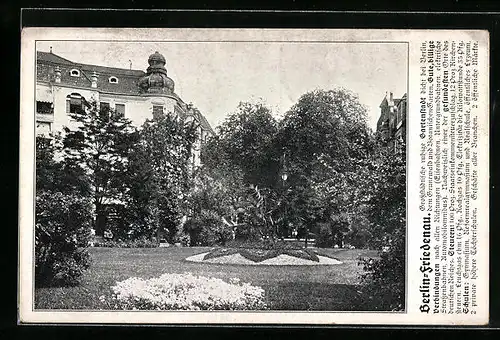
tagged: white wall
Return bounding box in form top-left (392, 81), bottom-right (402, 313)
top-left (36, 83), bottom-right (204, 165)
top-left (51, 85), bottom-right (99, 132)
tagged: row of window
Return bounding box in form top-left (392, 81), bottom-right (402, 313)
top-left (64, 94), bottom-right (126, 116)
top-left (99, 102), bottom-right (126, 116)
top-left (69, 69), bottom-right (119, 84)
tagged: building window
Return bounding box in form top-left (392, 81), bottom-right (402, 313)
top-left (36, 122), bottom-right (51, 135)
top-left (36, 101), bottom-right (53, 114)
top-left (115, 103), bottom-right (125, 116)
top-left (109, 76), bottom-right (119, 84)
top-left (66, 93), bottom-right (87, 114)
top-left (152, 105), bottom-right (164, 116)
top-left (70, 69), bottom-right (80, 77)
top-left (100, 102), bottom-right (110, 112)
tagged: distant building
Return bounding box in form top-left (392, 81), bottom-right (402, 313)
top-left (36, 49), bottom-right (214, 167)
top-left (376, 91), bottom-right (407, 151)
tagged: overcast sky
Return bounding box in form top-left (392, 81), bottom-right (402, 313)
top-left (37, 41), bottom-right (407, 131)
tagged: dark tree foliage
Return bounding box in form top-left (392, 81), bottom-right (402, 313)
top-left (62, 101), bottom-right (138, 236)
top-left (125, 111), bottom-right (197, 243)
top-left (35, 136), bottom-right (92, 287)
top-left (202, 101), bottom-right (280, 189)
top-left (277, 89), bottom-right (375, 244)
top-left (278, 89), bottom-right (373, 182)
top-left (36, 135), bottom-right (91, 196)
top-left (360, 140), bottom-right (406, 311)
top-left (183, 168), bottom-right (242, 246)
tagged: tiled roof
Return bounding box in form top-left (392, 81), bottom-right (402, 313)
top-left (37, 51), bottom-right (144, 77)
top-left (37, 51), bottom-right (145, 95)
top-left (36, 51), bottom-right (75, 65)
top-left (36, 50), bottom-right (214, 132)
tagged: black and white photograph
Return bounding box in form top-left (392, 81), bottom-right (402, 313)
top-left (31, 35), bottom-right (408, 314)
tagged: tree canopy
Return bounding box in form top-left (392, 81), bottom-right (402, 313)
top-left (202, 101), bottom-right (280, 188)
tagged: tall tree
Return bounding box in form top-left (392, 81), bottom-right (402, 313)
top-left (202, 101), bottom-right (280, 188)
top-left (126, 111), bottom-right (197, 243)
top-left (360, 140), bottom-right (406, 310)
top-left (62, 101), bottom-right (138, 236)
top-left (277, 89), bottom-right (375, 241)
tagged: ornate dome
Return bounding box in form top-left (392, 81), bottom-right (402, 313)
top-left (138, 51), bottom-right (175, 94)
top-left (148, 51), bottom-right (166, 65)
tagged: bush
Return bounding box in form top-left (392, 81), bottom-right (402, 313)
top-left (109, 273), bottom-right (267, 310)
top-left (233, 223), bottom-right (261, 241)
top-left (93, 237), bottom-right (158, 248)
top-left (184, 210), bottom-right (233, 246)
top-left (359, 227), bottom-right (405, 311)
top-left (315, 223), bottom-right (336, 248)
top-left (315, 214), bottom-right (349, 248)
top-left (35, 191), bottom-right (93, 287)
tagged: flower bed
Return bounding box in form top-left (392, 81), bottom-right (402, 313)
top-left (202, 247), bottom-right (240, 261)
top-left (202, 245), bottom-right (319, 263)
top-left (109, 273), bottom-right (267, 310)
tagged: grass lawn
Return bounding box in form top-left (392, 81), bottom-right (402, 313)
top-left (35, 247), bottom-right (385, 311)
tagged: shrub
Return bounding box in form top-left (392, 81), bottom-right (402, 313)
top-left (233, 223), bottom-right (261, 242)
top-left (110, 273), bottom-right (267, 310)
top-left (93, 237), bottom-right (158, 248)
top-left (35, 191), bottom-right (93, 287)
top-left (315, 214), bottom-right (349, 248)
top-left (359, 227), bottom-right (405, 311)
top-left (184, 210), bottom-right (233, 246)
top-left (315, 223), bottom-right (336, 248)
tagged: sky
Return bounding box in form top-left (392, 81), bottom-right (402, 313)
top-left (37, 41), bottom-right (407, 131)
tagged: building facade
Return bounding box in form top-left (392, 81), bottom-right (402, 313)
top-left (36, 49), bottom-right (214, 166)
top-left (376, 91), bottom-right (407, 151)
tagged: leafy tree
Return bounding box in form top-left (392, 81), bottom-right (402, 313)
top-left (277, 89), bottom-right (374, 243)
top-left (126, 111), bottom-right (197, 243)
top-left (362, 140), bottom-right (406, 248)
top-left (360, 140), bottom-right (406, 310)
top-left (202, 101), bottom-right (280, 188)
top-left (36, 134), bottom-right (91, 196)
top-left (62, 101), bottom-right (138, 236)
top-left (183, 168), bottom-right (235, 244)
top-left (278, 88), bottom-right (372, 182)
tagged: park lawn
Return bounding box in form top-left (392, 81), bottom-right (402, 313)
top-left (35, 246), bottom-right (383, 311)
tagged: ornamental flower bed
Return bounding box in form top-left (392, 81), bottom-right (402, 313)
top-left (110, 273), bottom-right (267, 310)
top-left (202, 240), bottom-right (320, 263)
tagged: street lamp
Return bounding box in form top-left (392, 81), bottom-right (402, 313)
top-left (281, 171), bottom-right (288, 240)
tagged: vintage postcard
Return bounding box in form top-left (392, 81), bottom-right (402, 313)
top-left (19, 28), bottom-right (489, 325)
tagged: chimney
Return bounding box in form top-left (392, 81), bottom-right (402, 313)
top-left (50, 46), bottom-right (53, 53)
top-left (91, 71), bottom-right (99, 88)
top-left (129, 60), bottom-right (132, 70)
top-left (390, 92), bottom-right (394, 102)
top-left (54, 66), bottom-right (61, 83)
